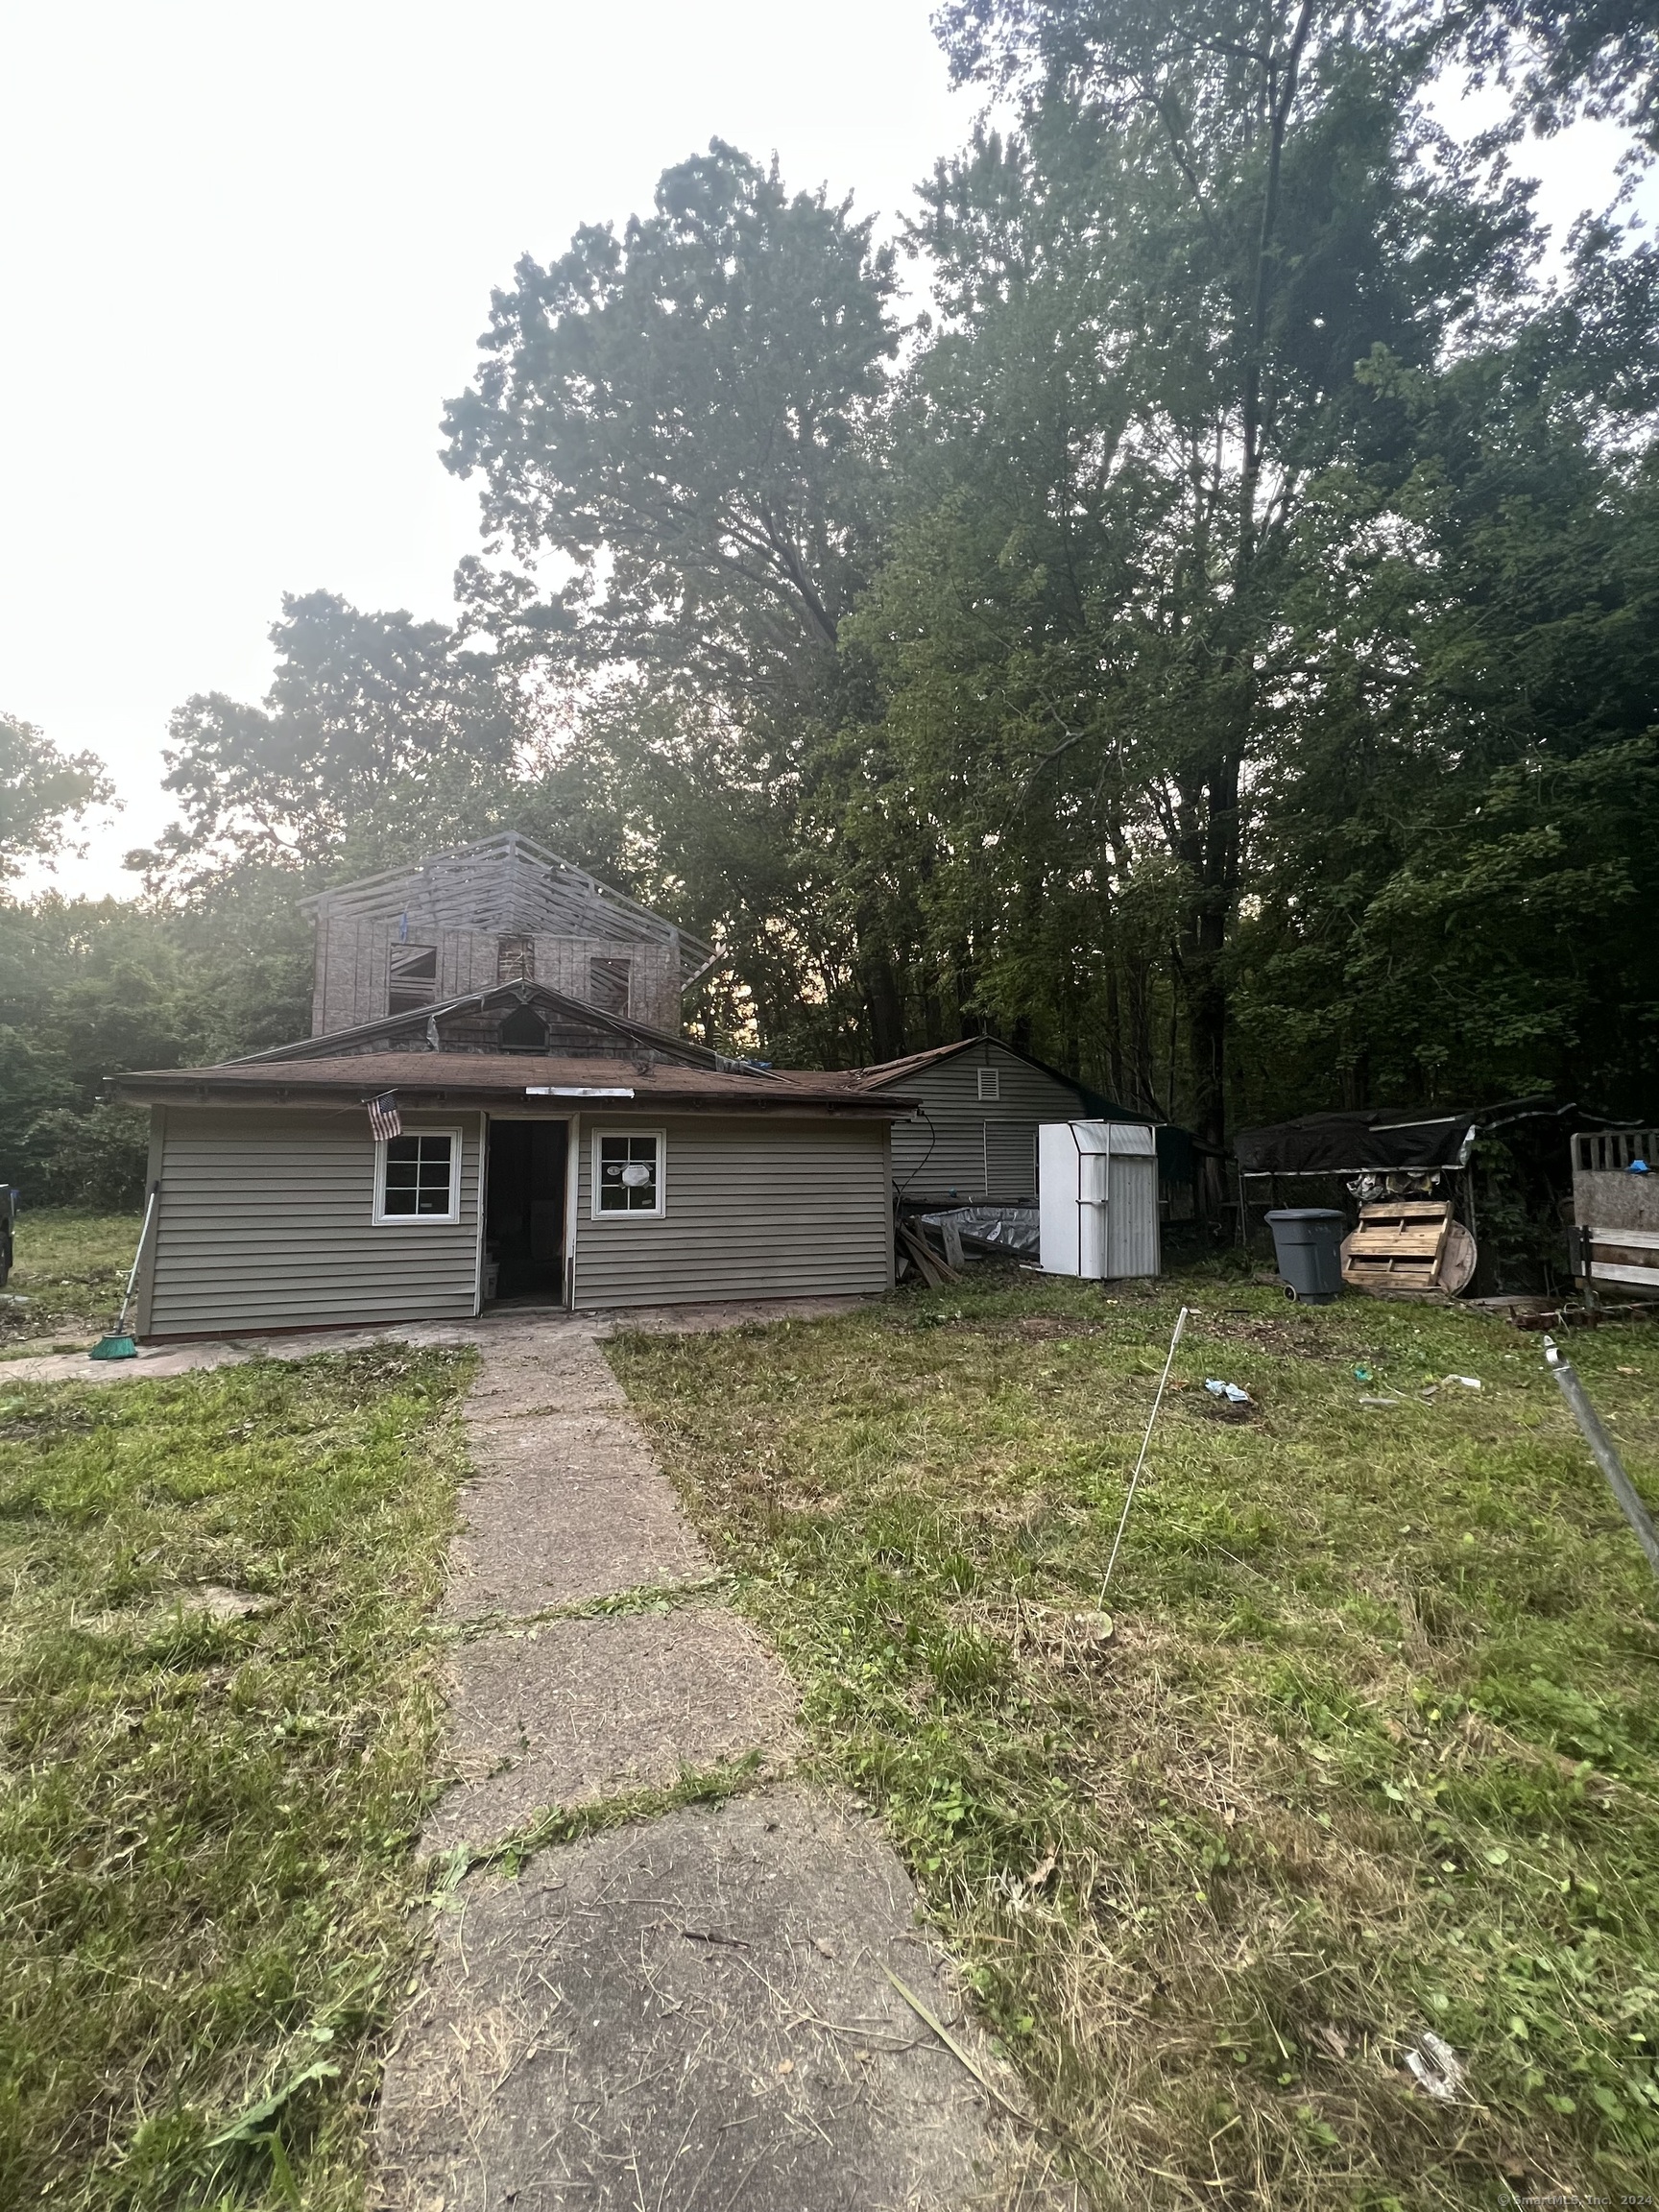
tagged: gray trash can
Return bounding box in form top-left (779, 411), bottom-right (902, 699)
top-left (1264, 1208), bottom-right (1346, 1304)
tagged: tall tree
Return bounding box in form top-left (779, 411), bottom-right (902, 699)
top-left (444, 140), bottom-right (920, 1060)
top-left (861, 0), bottom-right (1543, 1201)
top-left (141, 590), bottom-right (524, 890)
top-left (0, 712), bottom-right (111, 880)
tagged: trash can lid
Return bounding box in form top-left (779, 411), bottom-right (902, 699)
top-left (1263, 1208), bottom-right (1347, 1222)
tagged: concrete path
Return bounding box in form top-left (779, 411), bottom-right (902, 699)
top-left (373, 1314), bottom-right (1054, 2212)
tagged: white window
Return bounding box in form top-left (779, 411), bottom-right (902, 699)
top-left (373, 1128), bottom-right (462, 1225)
top-left (591, 1128), bottom-right (664, 1218)
top-left (977, 1067), bottom-right (1000, 1102)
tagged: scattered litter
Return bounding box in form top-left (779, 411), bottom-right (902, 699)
top-left (1418, 1384), bottom-right (1439, 1401)
top-left (812, 1937), bottom-right (836, 1960)
top-left (1205, 1379), bottom-right (1251, 1404)
top-left (1403, 2031), bottom-right (1467, 2104)
top-left (1353, 1364), bottom-right (1374, 1383)
top-left (1441, 1374), bottom-right (1481, 1390)
top-left (1026, 1849), bottom-right (1058, 1889)
top-left (1618, 1364), bottom-right (1641, 1376)
top-left (1068, 1608), bottom-right (1114, 1646)
top-left (1359, 1395), bottom-right (1405, 1407)
top-left (1311, 2022), bottom-right (1353, 2062)
top-left (1629, 1159), bottom-right (1650, 1175)
top-left (177, 1586), bottom-right (273, 1623)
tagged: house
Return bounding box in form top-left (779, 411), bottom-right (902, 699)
top-left (107, 838), bottom-right (914, 1338)
top-left (842, 1037), bottom-right (1122, 1207)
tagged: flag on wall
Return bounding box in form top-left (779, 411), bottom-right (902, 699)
top-left (368, 1093), bottom-right (401, 1141)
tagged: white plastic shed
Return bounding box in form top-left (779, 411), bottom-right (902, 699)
top-left (1039, 1120), bottom-right (1161, 1279)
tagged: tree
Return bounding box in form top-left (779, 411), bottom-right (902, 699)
top-left (444, 140), bottom-right (925, 1061)
top-left (0, 712), bottom-right (112, 879)
top-left (850, 0), bottom-right (1538, 1200)
top-left (141, 589), bottom-right (524, 889)
top-left (445, 139), bottom-right (899, 709)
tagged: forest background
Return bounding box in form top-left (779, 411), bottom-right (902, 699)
top-left (5, 0), bottom-right (1659, 1224)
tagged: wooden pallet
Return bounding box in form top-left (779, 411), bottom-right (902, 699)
top-left (1342, 1199), bottom-right (1452, 1296)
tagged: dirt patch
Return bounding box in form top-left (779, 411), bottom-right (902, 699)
top-left (1184, 1306), bottom-right (1331, 1356)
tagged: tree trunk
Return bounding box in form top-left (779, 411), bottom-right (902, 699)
top-left (862, 947), bottom-right (907, 1063)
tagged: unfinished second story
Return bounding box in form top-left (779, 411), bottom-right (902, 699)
top-left (305, 831), bottom-right (715, 1039)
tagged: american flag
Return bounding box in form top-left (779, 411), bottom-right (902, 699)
top-left (367, 1092), bottom-right (401, 1141)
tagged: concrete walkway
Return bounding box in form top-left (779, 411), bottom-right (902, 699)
top-left (12, 1300), bottom-right (1060, 2201)
top-left (373, 1314), bottom-right (1054, 2212)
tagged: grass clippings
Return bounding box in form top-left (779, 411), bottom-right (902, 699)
top-left (1, 1209), bottom-right (141, 1357)
top-left (0, 1342), bottom-right (474, 2209)
top-left (608, 1276), bottom-right (1659, 2210)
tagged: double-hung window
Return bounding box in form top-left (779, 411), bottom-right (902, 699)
top-left (592, 1129), bottom-right (664, 1218)
top-left (373, 1128), bottom-right (462, 1225)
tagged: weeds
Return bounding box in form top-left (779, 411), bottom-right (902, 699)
top-left (0, 1344), bottom-right (473, 2209)
top-left (610, 1279), bottom-right (1659, 2209)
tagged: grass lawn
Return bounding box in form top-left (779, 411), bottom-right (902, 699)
top-left (1, 1211), bottom-right (145, 1358)
top-left (0, 1344), bottom-right (473, 2209)
top-left (610, 1275), bottom-right (1659, 2210)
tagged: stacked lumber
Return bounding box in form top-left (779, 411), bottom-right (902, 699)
top-left (898, 1222), bottom-right (963, 1288)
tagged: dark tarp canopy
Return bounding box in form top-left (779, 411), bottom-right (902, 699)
top-left (1234, 1109), bottom-right (1479, 1176)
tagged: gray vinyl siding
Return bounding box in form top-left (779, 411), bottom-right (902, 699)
top-left (142, 1107), bottom-right (481, 1336)
top-left (883, 1043), bottom-right (1087, 1202)
top-left (572, 1116), bottom-right (893, 1309)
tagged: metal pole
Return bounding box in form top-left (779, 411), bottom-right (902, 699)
top-left (1100, 1305), bottom-right (1190, 1597)
top-left (1543, 1334), bottom-right (1659, 1584)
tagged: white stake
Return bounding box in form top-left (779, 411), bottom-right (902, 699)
top-left (1100, 1305), bottom-right (1190, 1598)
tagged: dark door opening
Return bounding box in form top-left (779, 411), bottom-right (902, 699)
top-left (484, 1119), bottom-right (567, 1303)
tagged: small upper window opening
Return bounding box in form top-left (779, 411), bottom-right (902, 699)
top-left (499, 1003), bottom-right (549, 1054)
top-left (497, 934), bottom-right (536, 984)
top-left (388, 945), bottom-right (439, 1015)
top-left (589, 956), bottom-right (631, 1016)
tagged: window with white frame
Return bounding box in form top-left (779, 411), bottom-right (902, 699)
top-left (373, 1128), bottom-right (461, 1224)
top-left (592, 1129), bottom-right (664, 1217)
top-left (976, 1066), bottom-right (1000, 1102)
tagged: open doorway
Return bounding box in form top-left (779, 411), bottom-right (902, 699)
top-left (484, 1119), bottom-right (567, 1304)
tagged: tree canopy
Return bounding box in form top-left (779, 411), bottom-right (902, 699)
top-left (0, 712), bottom-right (111, 881)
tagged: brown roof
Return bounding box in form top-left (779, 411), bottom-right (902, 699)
top-left (108, 1053), bottom-right (917, 1118)
top-left (851, 1040), bottom-right (997, 1087)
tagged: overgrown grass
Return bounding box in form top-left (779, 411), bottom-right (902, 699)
top-left (0, 1344), bottom-right (473, 2209)
top-left (1, 1210), bottom-right (143, 1356)
top-left (610, 1278), bottom-right (1659, 2210)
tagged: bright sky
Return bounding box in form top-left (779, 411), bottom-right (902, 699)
top-left (0, 3), bottom-right (1647, 901)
